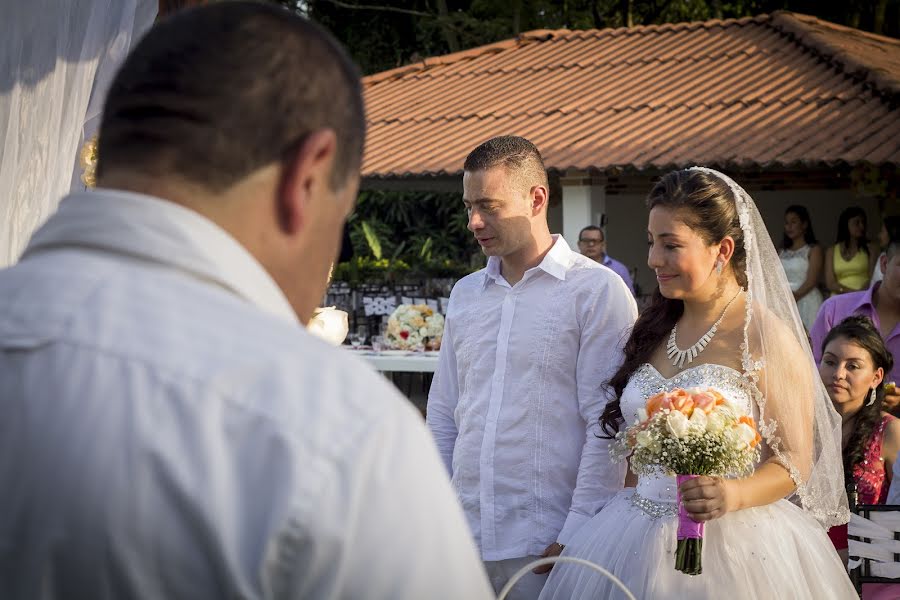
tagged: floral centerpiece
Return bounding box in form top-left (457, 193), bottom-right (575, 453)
top-left (385, 304), bottom-right (444, 350)
top-left (612, 387), bottom-right (761, 575)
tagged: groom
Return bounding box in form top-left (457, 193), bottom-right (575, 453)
top-left (427, 136), bottom-right (637, 598)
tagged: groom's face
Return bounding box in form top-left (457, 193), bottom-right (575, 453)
top-left (463, 166), bottom-right (533, 258)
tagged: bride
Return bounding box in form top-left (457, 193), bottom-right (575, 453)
top-left (539, 168), bottom-right (856, 599)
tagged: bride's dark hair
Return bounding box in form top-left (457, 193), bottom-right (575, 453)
top-left (599, 169), bottom-right (747, 437)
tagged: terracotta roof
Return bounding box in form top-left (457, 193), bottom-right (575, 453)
top-left (361, 11), bottom-right (900, 179)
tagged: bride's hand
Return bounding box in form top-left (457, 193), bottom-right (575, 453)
top-left (678, 476), bottom-right (739, 522)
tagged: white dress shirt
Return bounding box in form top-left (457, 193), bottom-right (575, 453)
top-left (0, 189), bottom-right (493, 600)
top-left (426, 235), bottom-right (637, 561)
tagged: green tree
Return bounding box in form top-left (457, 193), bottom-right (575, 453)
top-left (277, 0), bottom-right (897, 75)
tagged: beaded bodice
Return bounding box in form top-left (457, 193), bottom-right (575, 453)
top-left (623, 363), bottom-right (757, 507)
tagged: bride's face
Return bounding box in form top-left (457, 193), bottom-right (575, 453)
top-left (819, 336), bottom-right (884, 413)
top-left (647, 206), bottom-right (721, 300)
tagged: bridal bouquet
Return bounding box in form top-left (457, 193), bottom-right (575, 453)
top-left (385, 304), bottom-right (444, 350)
top-left (613, 387), bottom-right (761, 575)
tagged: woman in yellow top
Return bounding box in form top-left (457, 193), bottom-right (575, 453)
top-left (826, 206), bottom-right (878, 294)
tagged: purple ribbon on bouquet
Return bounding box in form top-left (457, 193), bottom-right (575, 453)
top-left (676, 474), bottom-right (705, 540)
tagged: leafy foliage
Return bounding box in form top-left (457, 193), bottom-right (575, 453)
top-left (333, 189), bottom-right (482, 282)
top-left (279, 0), bottom-right (898, 75)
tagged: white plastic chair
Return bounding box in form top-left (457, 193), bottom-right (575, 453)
top-left (497, 556), bottom-right (637, 600)
top-left (848, 505), bottom-right (900, 592)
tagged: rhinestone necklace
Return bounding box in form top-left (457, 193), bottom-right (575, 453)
top-left (666, 289), bottom-right (743, 369)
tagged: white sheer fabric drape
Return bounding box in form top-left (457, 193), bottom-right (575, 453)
top-left (0, 0), bottom-right (156, 267)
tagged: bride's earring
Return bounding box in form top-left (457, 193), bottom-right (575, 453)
top-left (867, 388), bottom-right (877, 406)
top-left (715, 259), bottom-right (724, 276)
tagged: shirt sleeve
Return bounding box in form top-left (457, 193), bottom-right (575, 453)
top-left (425, 309), bottom-right (460, 477)
top-left (273, 394), bottom-right (494, 600)
top-left (809, 298), bottom-right (835, 363)
top-left (889, 456), bottom-right (900, 504)
top-left (558, 274), bottom-right (637, 544)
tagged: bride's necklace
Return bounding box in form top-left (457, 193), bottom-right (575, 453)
top-left (666, 290), bottom-right (743, 369)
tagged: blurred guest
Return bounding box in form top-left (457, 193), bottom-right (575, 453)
top-left (820, 317), bottom-right (900, 600)
top-left (577, 225), bottom-right (635, 293)
top-left (0, 4), bottom-right (492, 599)
top-left (871, 216), bottom-right (900, 286)
top-left (780, 205), bottom-right (823, 330)
top-left (826, 206), bottom-right (878, 294)
top-left (821, 317), bottom-right (899, 551)
top-left (812, 236), bottom-right (900, 412)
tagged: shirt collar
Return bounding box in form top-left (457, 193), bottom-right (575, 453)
top-left (483, 234), bottom-right (573, 288)
top-left (849, 284), bottom-right (878, 312)
top-left (23, 188), bottom-right (300, 325)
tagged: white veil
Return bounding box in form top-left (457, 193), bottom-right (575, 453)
top-left (688, 167), bottom-right (848, 529)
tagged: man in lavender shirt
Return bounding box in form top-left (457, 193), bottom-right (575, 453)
top-left (811, 238), bottom-right (900, 411)
top-left (577, 225), bottom-right (635, 294)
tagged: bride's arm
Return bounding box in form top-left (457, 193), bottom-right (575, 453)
top-left (679, 463), bottom-right (795, 521)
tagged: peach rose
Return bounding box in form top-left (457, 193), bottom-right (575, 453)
top-left (666, 389), bottom-right (695, 417)
top-left (691, 390), bottom-right (719, 414)
top-left (646, 392), bottom-right (667, 416)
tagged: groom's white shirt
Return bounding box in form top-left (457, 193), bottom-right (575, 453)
top-left (427, 235), bottom-right (636, 561)
top-left (0, 189), bottom-right (493, 600)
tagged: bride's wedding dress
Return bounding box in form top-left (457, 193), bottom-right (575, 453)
top-left (539, 362), bottom-right (857, 599)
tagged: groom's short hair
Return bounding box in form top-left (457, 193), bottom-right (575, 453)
top-left (97, 1), bottom-right (365, 192)
top-left (463, 136), bottom-right (549, 191)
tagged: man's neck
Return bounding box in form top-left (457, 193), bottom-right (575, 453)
top-left (874, 284), bottom-right (900, 334)
top-left (500, 231), bottom-right (554, 286)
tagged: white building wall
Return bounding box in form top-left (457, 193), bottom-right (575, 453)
top-left (558, 172), bottom-right (607, 250)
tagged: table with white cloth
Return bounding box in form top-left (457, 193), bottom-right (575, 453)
top-left (360, 350), bottom-right (439, 373)
top-left (345, 349), bottom-right (437, 415)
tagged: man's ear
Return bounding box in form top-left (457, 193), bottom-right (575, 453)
top-left (530, 184), bottom-right (549, 216)
top-left (278, 129), bottom-right (337, 235)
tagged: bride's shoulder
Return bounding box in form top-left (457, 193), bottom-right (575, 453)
top-left (744, 302), bottom-right (814, 389)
